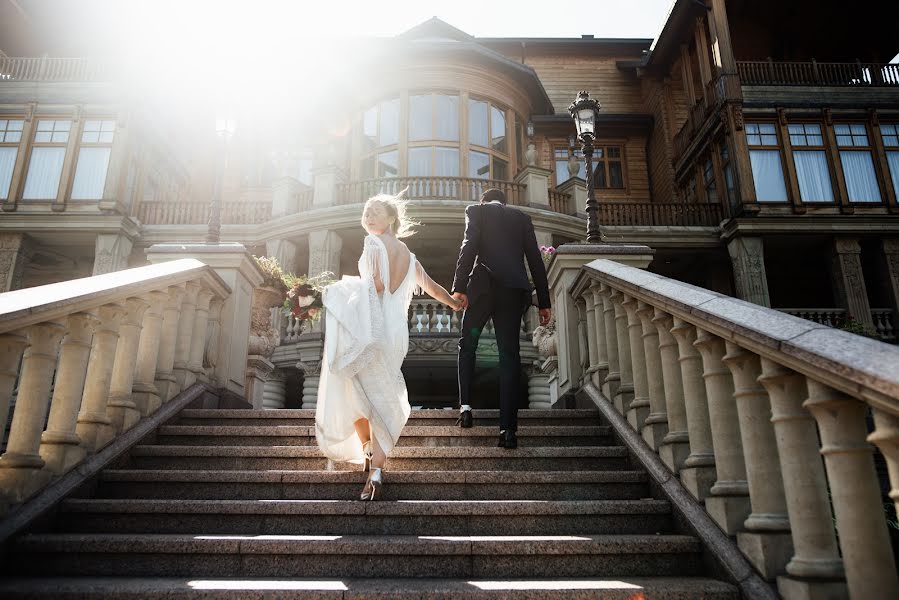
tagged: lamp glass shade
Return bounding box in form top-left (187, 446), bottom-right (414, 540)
top-left (575, 108), bottom-right (596, 138)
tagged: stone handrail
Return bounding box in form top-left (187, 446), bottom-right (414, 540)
top-left (570, 258), bottom-right (899, 598)
top-left (0, 260), bottom-right (231, 513)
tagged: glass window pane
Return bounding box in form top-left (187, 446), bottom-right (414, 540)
top-left (51, 131), bottom-right (69, 143)
top-left (409, 95), bottom-right (432, 141)
top-left (363, 106), bottom-right (377, 151)
top-left (435, 147), bottom-right (459, 176)
top-left (469, 150), bottom-right (489, 179)
top-left (555, 160), bottom-right (569, 185)
top-left (100, 120), bottom-right (115, 132)
top-left (749, 149), bottom-right (789, 202)
top-left (435, 95), bottom-right (459, 141)
top-left (37, 121), bottom-right (54, 131)
top-left (23, 147), bottom-right (66, 199)
top-left (5, 131), bottom-right (21, 143)
top-left (840, 151), bottom-right (882, 202)
top-left (378, 99), bottom-right (399, 147)
top-left (491, 106), bottom-right (506, 152)
top-left (887, 151), bottom-right (899, 201)
top-left (377, 151), bottom-right (398, 177)
top-left (835, 124), bottom-right (850, 136)
top-left (408, 147), bottom-right (431, 176)
top-left (607, 147), bottom-right (621, 158)
top-left (8, 120), bottom-right (23, 131)
top-left (609, 162), bottom-right (624, 188)
top-left (468, 99), bottom-right (488, 147)
top-left (493, 156), bottom-right (508, 181)
top-left (55, 120), bottom-right (70, 131)
top-left (0, 147), bottom-right (17, 200)
top-left (98, 132), bottom-right (114, 143)
top-left (71, 146), bottom-right (112, 200)
top-left (84, 120), bottom-right (101, 132)
top-left (34, 132), bottom-right (51, 143)
top-left (594, 164), bottom-right (607, 189)
top-left (82, 131), bottom-right (100, 143)
top-left (793, 150), bottom-right (834, 202)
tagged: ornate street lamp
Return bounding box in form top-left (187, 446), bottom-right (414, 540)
top-left (206, 114), bottom-right (237, 244)
top-left (567, 90), bottom-right (603, 244)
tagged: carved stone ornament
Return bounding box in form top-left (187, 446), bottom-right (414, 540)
top-left (532, 316), bottom-right (558, 359)
top-left (247, 285), bottom-right (285, 358)
top-left (525, 142), bottom-right (538, 166)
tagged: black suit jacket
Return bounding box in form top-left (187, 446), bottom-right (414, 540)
top-left (452, 202), bottom-right (551, 309)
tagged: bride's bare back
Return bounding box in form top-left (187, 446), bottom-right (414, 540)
top-left (376, 234), bottom-right (412, 295)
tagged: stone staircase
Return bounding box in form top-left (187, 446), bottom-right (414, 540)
top-left (1, 407), bottom-right (740, 598)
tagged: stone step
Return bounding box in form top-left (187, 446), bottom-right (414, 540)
top-left (97, 469), bottom-right (651, 501)
top-left (10, 533), bottom-right (705, 579)
top-left (0, 576), bottom-right (740, 599)
top-left (153, 425), bottom-right (614, 447)
top-left (55, 498), bottom-right (673, 536)
top-left (126, 445), bottom-right (632, 471)
top-left (174, 408), bottom-right (604, 427)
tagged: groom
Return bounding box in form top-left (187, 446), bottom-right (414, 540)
top-left (452, 188), bottom-right (552, 449)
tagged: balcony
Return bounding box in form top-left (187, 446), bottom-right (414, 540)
top-left (777, 307), bottom-right (896, 343)
top-left (336, 176), bottom-right (526, 206)
top-left (737, 60), bottom-right (899, 87)
top-left (0, 56), bottom-right (114, 82)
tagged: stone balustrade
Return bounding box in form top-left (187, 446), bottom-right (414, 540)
top-left (570, 258), bottom-right (899, 599)
top-left (0, 260), bottom-right (230, 513)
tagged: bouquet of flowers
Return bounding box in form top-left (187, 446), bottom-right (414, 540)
top-left (539, 245), bottom-right (556, 265)
top-left (282, 271), bottom-right (335, 325)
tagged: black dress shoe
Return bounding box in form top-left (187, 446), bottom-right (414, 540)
top-left (457, 409), bottom-right (473, 429)
top-left (498, 430), bottom-right (517, 449)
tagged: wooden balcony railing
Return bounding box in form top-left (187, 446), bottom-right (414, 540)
top-left (599, 202), bottom-right (723, 227)
top-left (137, 201), bottom-right (272, 225)
top-left (737, 60), bottom-right (899, 87)
top-left (337, 177), bottom-right (526, 206)
top-left (0, 57), bottom-right (114, 82)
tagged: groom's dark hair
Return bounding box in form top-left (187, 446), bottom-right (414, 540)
top-left (479, 188), bottom-right (507, 205)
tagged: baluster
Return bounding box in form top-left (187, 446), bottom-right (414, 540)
top-left (652, 309), bottom-right (690, 472)
top-left (868, 409), bottom-right (899, 532)
top-left (694, 328), bottom-right (749, 534)
top-left (757, 361), bottom-right (846, 598)
top-left (429, 303), bottom-right (441, 333)
top-left (722, 343), bottom-right (792, 580)
top-left (188, 290), bottom-right (215, 384)
top-left (154, 285), bottom-right (185, 403)
top-left (621, 296), bottom-right (650, 430)
top-left (450, 309), bottom-right (461, 333)
top-left (582, 289), bottom-right (600, 388)
top-left (597, 285), bottom-right (620, 403)
top-left (131, 290), bottom-right (168, 416)
top-left (804, 381), bottom-right (899, 597)
top-left (588, 284), bottom-right (609, 388)
top-left (636, 302), bottom-right (668, 448)
top-left (670, 318), bottom-right (716, 500)
top-left (0, 332), bottom-right (28, 449)
top-left (107, 297), bottom-right (150, 434)
top-left (172, 282), bottom-right (200, 391)
top-left (409, 303), bottom-right (420, 333)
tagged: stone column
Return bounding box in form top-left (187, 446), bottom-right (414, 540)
top-left (0, 321), bottom-right (65, 504)
top-left (671, 318), bottom-right (717, 501)
top-left (804, 381), bottom-right (899, 599)
top-left (881, 239), bottom-right (899, 335)
top-left (582, 290), bottom-right (600, 388)
top-left (76, 303), bottom-right (125, 453)
top-left (204, 298), bottom-right (224, 386)
top-left (599, 285), bottom-right (620, 403)
top-left (0, 233), bottom-right (32, 292)
top-left (588, 284), bottom-right (608, 389)
top-left (653, 309), bottom-right (690, 473)
top-left (637, 302), bottom-right (668, 449)
top-left (621, 295), bottom-right (650, 431)
top-left (758, 360), bottom-right (847, 600)
top-left (727, 237), bottom-right (770, 307)
top-left (514, 166), bottom-right (553, 209)
top-left (694, 328), bottom-right (750, 535)
top-left (0, 332), bottom-right (28, 448)
top-left (107, 297), bottom-right (150, 434)
top-left (39, 313), bottom-right (98, 475)
top-left (610, 291), bottom-right (634, 416)
top-left (92, 233), bottom-right (133, 276)
top-left (308, 230), bottom-right (342, 279)
top-left (262, 369), bottom-right (287, 409)
top-left (131, 290), bottom-right (167, 416)
top-left (527, 362), bottom-right (552, 410)
top-left (868, 409), bottom-right (899, 530)
top-left (173, 282), bottom-right (200, 390)
top-left (832, 238), bottom-right (874, 332)
top-left (188, 290), bottom-right (215, 385)
top-left (154, 285), bottom-right (185, 403)
top-left (299, 360), bottom-right (321, 409)
top-left (722, 343), bottom-right (792, 580)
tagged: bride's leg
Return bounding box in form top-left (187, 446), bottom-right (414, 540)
top-left (354, 418), bottom-right (371, 444)
top-left (369, 428), bottom-right (387, 469)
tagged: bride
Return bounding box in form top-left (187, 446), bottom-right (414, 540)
top-left (315, 191), bottom-right (461, 500)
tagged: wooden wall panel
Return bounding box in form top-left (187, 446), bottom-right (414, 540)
top-left (523, 55), bottom-right (646, 114)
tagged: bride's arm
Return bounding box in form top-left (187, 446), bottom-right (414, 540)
top-left (416, 261), bottom-right (461, 310)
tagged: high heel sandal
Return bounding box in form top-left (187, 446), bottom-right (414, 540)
top-left (360, 467), bottom-right (383, 501)
top-left (362, 441), bottom-right (373, 473)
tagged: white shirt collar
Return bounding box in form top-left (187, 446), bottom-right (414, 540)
top-left (487, 200), bottom-right (503, 205)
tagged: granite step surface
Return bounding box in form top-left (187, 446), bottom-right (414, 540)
top-left (127, 445), bottom-right (632, 471)
top-left (11, 533), bottom-right (705, 578)
top-left (96, 469), bottom-right (651, 501)
top-left (153, 425), bottom-right (613, 447)
top-left (0, 576), bottom-right (740, 599)
top-left (55, 498), bottom-right (673, 536)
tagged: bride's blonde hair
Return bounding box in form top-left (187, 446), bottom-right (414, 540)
top-left (362, 187), bottom-right (419, 238)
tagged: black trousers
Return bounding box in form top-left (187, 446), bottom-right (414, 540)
top-left (457, 283), bottom-right (531, 432)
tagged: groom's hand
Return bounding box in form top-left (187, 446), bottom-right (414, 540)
top-left (539, 308), bottom-right (552, 327)
top-left (452, 292), bottom-right (468, 311)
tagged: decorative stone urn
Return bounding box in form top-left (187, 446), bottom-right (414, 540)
top-left (248, 283), bottom-right (286, 359)
top-left (532, 316), bottom-right (558, 359)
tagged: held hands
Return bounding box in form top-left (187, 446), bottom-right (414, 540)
top-left (451, 292), bottom-right (468, 312)
top-left (539, 308), bottom-right (552, 327)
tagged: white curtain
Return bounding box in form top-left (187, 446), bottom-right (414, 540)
top-left (840, 151), bottom-right (882, 203)
top-left (435, 96), bottom-right (459, 141)
top-left (887, 151), bottom-right (899, 200)
top-left (434, 147), bottom-right (459, 177)
top-left (407, 148), bottom-right (430, 176)
top-left (793, 150), bottom-right (834, 203)
top-left (749, 150), bottom-right (788, 202)
top-left (22, 147), bottom-right (66, 200)
top-left (0, 147), bottom-right (17, 200)
top-left (468, 99), bottom-right (489, 147)
top-left (408, 95), bottom-right (431, 141)
top-left (71, 147), bottom-right (111, 200)
top-left (378, 99), bottom-right (399, 147)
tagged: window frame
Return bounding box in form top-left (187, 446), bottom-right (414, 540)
top-left (0, 117), bottom-right (25, 201)
top-left (833, 122), bottom-right (884, 205)
top-left (21, 117), bottom-right (73, 202)
top-left (745, 121), bottom-right (791, 204)
top-left (785, 121), bottom-right (837, 204)
top-left (71, 118), bottom-right (116, 201)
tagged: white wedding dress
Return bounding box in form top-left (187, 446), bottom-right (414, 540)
top-left (315, 234), bottom-right (422, 464)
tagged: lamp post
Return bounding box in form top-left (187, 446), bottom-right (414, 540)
top-left (206, 115), bottom-right (236, 244)
top-left (568, 90), bottom-right (603, 244)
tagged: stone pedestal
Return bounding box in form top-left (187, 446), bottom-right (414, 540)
top-left (556, 178), bottom-right (586, 217)
top-left (263, 370), bottom-right (287, 409)
top-left (514, 166), bottom-right (553, 209)
top-left (298, 360), bottom-right (322, 409)
top-left (147, 243), bottom-right (264, 397)
top-left (527, 362), bottom-right (552, 409)
top-left (312, 165), bottom-right (347, 209)
top-left (271, 176), bottom-right (305, 218)
top-left (92, 233), bottom-right (134, 276)
top-left (546, 244), bottom-right (654, 400)
top-left (727, 237), bottom-right (770, 307)
top-left (245, 355), bottom-right (275, 409)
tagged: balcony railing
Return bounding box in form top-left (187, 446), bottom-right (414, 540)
top-left (337, 177), bottom-right (526, 206)
top-left (778, 307), bottom-right (896, 343)
top-left (137, 201), bottom-right (272, 225)
top-left (737, 60), bottom-right (899, 87)
top-left (599, 202), bottom-right (723, 227)
top-left (0, 57), bottom-right (114, 82)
